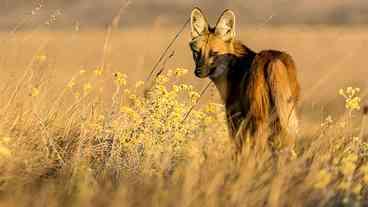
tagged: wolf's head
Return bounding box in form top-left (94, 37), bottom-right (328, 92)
top-left (189, 8), bottom-right (239, 79)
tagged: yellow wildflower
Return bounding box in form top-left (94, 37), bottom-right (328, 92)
top-left (179, 84), bottom-right (190, 91)
top-left (94, 67), bottom-right (103, 76)
top-left (339, 87), bottom-right (361, 112)
top-left (338, 180), bottom-right (350, 190)
top-left (205, 103), bottom-right (222, 113)
top-left (204, 116), bottom-right (215, 125)
top-left (31, 87), bottom-right (40, 97)
top-left (156, 75), bottom-right (169, 85)
top-left (174, 68), bottom-right (188, 77)
top-left (340, 161), bottom-right (356, 176)
top-left (121, 106), bottom-right (141, 122)
top-left (83, 83), bottom-right (92, 94)
top-left (345, 97), bottom-right (361, 111)
top-left (0, 145), bottom-right (11, 158)
top-left (114, 72), bottom-right (127, 86)
top-left (313, 169), bottom-right (332, 189)
top-left (172, 85), bottom-right (180, 93)
top-left (36, 54), bottom-right (47, 63)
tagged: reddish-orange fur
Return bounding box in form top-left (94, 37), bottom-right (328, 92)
top-left (190, 8), bottom-right (300, 154)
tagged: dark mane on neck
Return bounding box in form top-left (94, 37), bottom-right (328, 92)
top-left (232, 40), bottom-right (254, 57)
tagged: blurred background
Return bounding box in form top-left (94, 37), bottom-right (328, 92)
top-left (1, 0), bottom-right (368, 29)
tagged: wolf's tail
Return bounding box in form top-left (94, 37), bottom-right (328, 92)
top-left (267, 58), bottom-right (300, 142)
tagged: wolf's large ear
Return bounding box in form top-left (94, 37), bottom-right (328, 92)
top-left (191, 8), bottom-right (209, 39)
top-left (215, 9), bottom-right (236, 41)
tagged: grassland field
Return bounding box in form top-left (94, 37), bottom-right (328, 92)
top-left (0, 25), bottom-right (367, 206)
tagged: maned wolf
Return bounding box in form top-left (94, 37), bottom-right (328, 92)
top-left (189, 8), bottom-right (300, 155)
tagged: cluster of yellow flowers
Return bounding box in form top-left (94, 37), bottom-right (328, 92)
top-left (114, 72), bottom-right (127, 87)
top-left (310, 86), bottom-right (368, 203)
top-left (313, 169), bottom-right (332, 189)
top-left (64, 67), bottom-right (112, 99)
top-left (110, 69), bottom-right (227, 172)
top-left (61, 67), bottom-right (227, 173)
top-left (339, 87), bottom-right (361, 112)
top-left (94, 67), bottom-right (103, 76)
top-left (313, 151), bottom-right (366, 203)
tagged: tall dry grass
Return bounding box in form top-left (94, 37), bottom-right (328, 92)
top-left (0, 27), bottom-right (367, 206)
